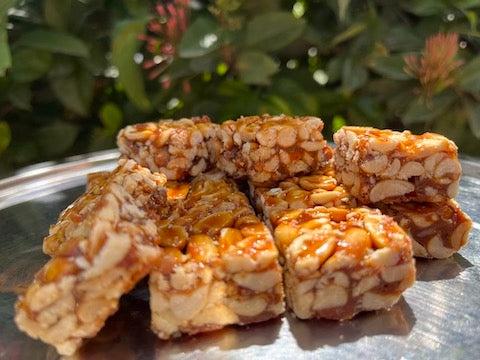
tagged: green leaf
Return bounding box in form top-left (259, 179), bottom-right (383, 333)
top-left (0, 0), bottom-right (16, 18)
top-left (402, 0), bottom-right (446, 16)
top-left (0, 121), bottom-right (11, 154)
top-left (451, 0), bottom-right (480, 10)
top-left (88, 127), bottom-right (116, 152)
top-left (123, 0), bottom-right (149, 17)
top-left (327, 57), bottom-right (343, 83)
top-left (11, 48), bottom-right (52, 83)
top-left (465, 10), bottom-right (478, 31)
top-left (8, 83), bottom-right (32, 110)
top-left (179, 17), bottom-right (221, 58)
top-left (36, 122), bottom-right (79, 157)
top-left (342, 58), bottom-right (368, 92)
top-left (331, 22), bottom-right (366, 47)
top-left (466, 102), bottom-right (480, 138)
top-left (369, 55), bottom-right (411, 80)
top-left (50, 64), bottom-right (94, 116)
top-left (402, 93), bottom-right (456, 125)
top-left (237, 51), bottom-right (279, 85)
top-left (332, 115), bottom-right (347, 132)
top-left (245, 11), bottom-right (306, 51)
top-left (44, 0), bottom-right (71, 30)
top-left (261, 95), bottom-right (292, 115)
top-left (112, 19), bottom-right (152, 112)
top-left (337, 0), bottom-right (350, 23)
top-left (457, 57), bottom-right (480, 93)
top-left (0, 28), bottom-right (11, 77)
top-left (99, 102), bottom-right (123, 134)
top-left (384, 27), bottom-right (423, 52)
top-left (16, 30), bottom-right (89, 57)
top-left (0, 0), bottom-right (17, 76)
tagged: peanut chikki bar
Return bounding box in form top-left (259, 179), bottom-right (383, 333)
top-left (251, 167), bottom-right (470, 259)
top-left (250, 166), bottom-right (357, 228)
top-left (149, 172), bottom-right (285, 339)
top-left (333, 126), bottom-right (461, 203)
top-left (117, 116), bottom-right (215, 180)
top-left (271, 207), bottom-right (415, 320)
top-left (209, 114), bottom-right (333, 185)
top-left (15, 160), bottom-right (169, 355)
top-left (377, 200), bottom-right (472, 259)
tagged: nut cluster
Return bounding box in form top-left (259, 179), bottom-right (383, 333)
top-left (149, 172), bottom-right (284, 339)
top-left (251, 165), bottom-right (357, 227)
top-left (334, 126), bottom-right (461, 203)
top-left (378, 200), bottom-right (472, 259)
top-left (209, 115), bottom-right (333, 184)
top-left (117, 116), bottom-right (214, 180)
top-left (274, 207), bottom-right (415, 320)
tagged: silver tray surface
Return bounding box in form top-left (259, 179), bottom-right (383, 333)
top-left (1, 150), bottom-right (479, 360)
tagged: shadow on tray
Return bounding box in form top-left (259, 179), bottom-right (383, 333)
top-left (76, 281), bottom-right (281, 359)
top-left (415, 254), bottom-right (473, 282)
top-left (288, 297), bottom-right (416, 351)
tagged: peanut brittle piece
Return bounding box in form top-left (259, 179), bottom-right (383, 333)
top-left (378, 200), bottom-right (472, 259)
top-left (334, 126), bottom-right (461, 203)
top-left (86, 171), bottom-right (110, 192)
top-left (250, 166), bottom-right (356, 227)
top-left (43, 160), bottom-right (169, 257)
top-left (149, 172), bottom-right (285, 339)
top-left (117, 116), bottom-right (216, 180)
top-left (273, 207), bottom-right (415, 320)
top-left (15, 160), bottom-right (168, 355)
top-left (209, 114), bottom-right (333, 185)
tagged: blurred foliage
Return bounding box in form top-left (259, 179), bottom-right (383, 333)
top-left (1, 0), bottom-right (480, 173)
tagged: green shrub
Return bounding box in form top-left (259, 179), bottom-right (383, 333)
top-left (1, 0), bottom-right (479, 172)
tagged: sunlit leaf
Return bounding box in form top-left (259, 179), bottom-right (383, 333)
top-left (112, 19), bottom-right (152, 112)
top-left (337, 0), bottom-right (350, 23)
top-left (99, 102), bottom-right (123, 134)
top-left (0, 0), bottom-right (16, 76)
top-left (245, 11), bottom-right (306, 51)
top-left (332, 115), bottom-right (347, 132)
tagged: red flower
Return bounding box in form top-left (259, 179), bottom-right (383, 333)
top-left (404, 33), bottom-right (463, 98)
top-left (140, 0), bottom-right (190, 86)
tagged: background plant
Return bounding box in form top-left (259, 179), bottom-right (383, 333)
top-left (1, 0), bottom-right (480, 174)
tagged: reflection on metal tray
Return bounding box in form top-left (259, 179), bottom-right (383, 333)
top-left (1, 150), bottom-right (479, 359)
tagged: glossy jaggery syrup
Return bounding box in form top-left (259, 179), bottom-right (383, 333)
top-left (344, 126), bottom-right (458, 157)
top-left (382, 201), bottom-right (470, 248)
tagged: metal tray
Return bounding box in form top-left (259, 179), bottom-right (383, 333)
top-left (1, 150), bottom-right (479, 360)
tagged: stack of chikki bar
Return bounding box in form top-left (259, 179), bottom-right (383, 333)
top-left (14, 114), bottom-right (471, 355)
top-left (334, 126), bottom-right (472, 259)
